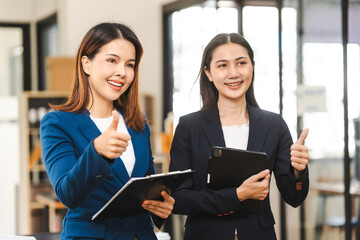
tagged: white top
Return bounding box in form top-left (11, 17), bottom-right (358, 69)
top-left (222, 123), bottom-right (249, 150)
top-left (223, 122), bottom-right (249, 235)
top-left (90, 111), bottom-right (135, 177)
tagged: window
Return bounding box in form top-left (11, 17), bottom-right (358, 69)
top-left (170, 2), bottom-right (238, 125)
top-left (0, 24), bottom-right (31, 96)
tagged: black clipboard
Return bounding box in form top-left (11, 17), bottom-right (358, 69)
top-left (92, 169), bottom-right (194, 220)
top-left (207, 146), bottom-right (268, 213)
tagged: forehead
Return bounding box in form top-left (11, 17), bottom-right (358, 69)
top-left (211, 43), bottom-right (249, 61)
top-left (98, 38), bottom-right (135, 57)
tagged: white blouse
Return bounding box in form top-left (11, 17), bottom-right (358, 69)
top-left (222, 123), bottom-right (249, 150)
top-left (90, 111), bottom-right (135, 177)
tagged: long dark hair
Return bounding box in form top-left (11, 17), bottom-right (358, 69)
top-left (51, 23), bottom-right (146, 131)
top-left (199, 33), bottom-right (259, 110)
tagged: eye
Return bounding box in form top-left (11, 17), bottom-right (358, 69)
top-left (107, 58), bottom-right (117, 64)
top-left (127, 63), bottom-right (135, 69)
top-left (218, 63), bottom-right (227, 68)
top-left (237, 61), bottom-right (246, 66)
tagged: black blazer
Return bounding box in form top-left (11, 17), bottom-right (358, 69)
top-left (169, 104), bottom-right (309, 240)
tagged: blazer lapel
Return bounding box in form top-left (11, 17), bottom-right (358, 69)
top-left (202, 105), bottom-right (226, 148)
top-left (78, 111), bottom-right (101, 143)
top-left (247, 105), bottom-right (269, 152)
top-left (201, 104), bottom-right (269, 152)
top-left (128, 127), bottom-right (148, 178)
top-left (78, 110), bottom-right (130, 184)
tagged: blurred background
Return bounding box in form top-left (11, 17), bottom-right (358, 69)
top-left (0, 0), bottom-right (359, 239)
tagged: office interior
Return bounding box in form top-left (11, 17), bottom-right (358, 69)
top-left (0, 0), bottom-right (359, 239)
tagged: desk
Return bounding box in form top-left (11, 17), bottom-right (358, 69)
top-left (35, 192), bottom-right (67, 232)
top-left (311, 181), bottom-right (360, 239)
top-left (311, 181), bottom-right (360, 196)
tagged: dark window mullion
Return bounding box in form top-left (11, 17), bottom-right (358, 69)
top-left (341, 0), bottom-right (351, 239)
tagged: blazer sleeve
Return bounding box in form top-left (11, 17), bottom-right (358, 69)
top-left (169, 117), bottom-right (245, 216)
top-left (40, 112), bottom-right (112, 209)
top-left (273, 116), bottom-right (309, 207)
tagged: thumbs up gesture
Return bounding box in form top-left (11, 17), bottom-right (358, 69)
top-left (94, 110), bottom-right (131, 160)
top-left (290, 128), bottom-right (309, 178)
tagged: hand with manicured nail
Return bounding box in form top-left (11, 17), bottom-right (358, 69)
top-left (290, 128), bottom-right (309, 178)
top-left (94, 110), bottom-right (131, 159)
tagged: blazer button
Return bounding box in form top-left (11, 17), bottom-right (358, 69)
top-left (107, 174), bottom-right (114, 180)
top-left (96, 175), bottom-right (103, 179)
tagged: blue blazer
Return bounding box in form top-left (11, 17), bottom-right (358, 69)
top-left (169, 104), bottom-right (309, 240)
top-left (40, 109), bottom-right (162, 240)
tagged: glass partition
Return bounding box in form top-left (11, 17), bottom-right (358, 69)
top-left (301, 0), bottom-right (344, 239)
top-left (348, 2), bottom-right (360, 238)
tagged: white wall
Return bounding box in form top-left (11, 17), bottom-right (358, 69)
top-left (0, 97), bottom-right (19, 235)
top-left (0, 0), bottom-right (33, 22)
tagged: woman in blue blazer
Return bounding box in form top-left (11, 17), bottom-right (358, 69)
top-left (40, 23), bottom-right (174, 240)
top-left (169, 33), bottom-right (310, 239)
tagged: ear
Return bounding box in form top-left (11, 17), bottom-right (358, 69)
top-left (204, 66), bottom-right (213, 82)
top-left (81, 56), bottom-right (90, 75)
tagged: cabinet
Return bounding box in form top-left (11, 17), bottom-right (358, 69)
top-left (45, 57), bottom-right (75, 92)
top-left (18, 91), bottom-right (68, 235)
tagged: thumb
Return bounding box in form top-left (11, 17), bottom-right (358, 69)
top-left (296, 128), bottom-right (309, 145)
top-left (161, 191), bottom-right (170, 199)
top-left (255, 169), bottom-right (270, 180)
top-left (161, 191), bottom-right (175, 203)
top-left (109, 110), bottom-right (119, 131)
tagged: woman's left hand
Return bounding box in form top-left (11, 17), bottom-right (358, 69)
top-left (290, 128), bottom-right (309, 179)
top-left (142, 191), bottom-right (175, 219)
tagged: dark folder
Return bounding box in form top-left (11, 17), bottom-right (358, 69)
top-left (207, 146), bottom-right (268, 213)
top-left (92, 169), bottom-right (194, 220)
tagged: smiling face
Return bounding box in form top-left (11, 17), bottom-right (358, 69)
top-left (204, 42), bottom-right (254, 104)
top-left (82, 38), bottom-right (136, 108)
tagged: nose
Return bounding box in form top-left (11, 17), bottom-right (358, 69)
top-left (115, 64), bottom-right (126, 78)
top-left (228, 64), bottom-right (239, 79)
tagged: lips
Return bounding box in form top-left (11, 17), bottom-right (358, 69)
top-left (107, 80), bottom-right (124, 87)
top-left (107, 80), bottom-right (124, 92)
top-left (225, 80), bottom-right (244, 87)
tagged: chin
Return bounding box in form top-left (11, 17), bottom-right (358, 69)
top-left (106, 93), bottom-right (122, 102)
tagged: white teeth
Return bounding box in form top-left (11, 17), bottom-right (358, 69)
top-left (108, 81), bottom-right (123, 87)
top-left (226, 82), bottom-right (242, 86)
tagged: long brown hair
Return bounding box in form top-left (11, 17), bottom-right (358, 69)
top-left (199, 33), bottom-right (259, 110)
top-left (51, 23), bottom-right (146, 131)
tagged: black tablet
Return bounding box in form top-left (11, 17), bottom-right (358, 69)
top-left (207, 146), bottom-right (268, 190)
top-left (207, 146), bottom-right (268, 213)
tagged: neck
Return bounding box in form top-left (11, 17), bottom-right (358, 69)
top-left (87, 99), bottom-right (115, 118)
top-left (217, 96), bottom-right (248, 126)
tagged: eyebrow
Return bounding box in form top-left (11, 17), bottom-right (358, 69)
top-left (215, 56), bottom-right (247, 63)
top-left (106, 53), bottom-right (136, 61)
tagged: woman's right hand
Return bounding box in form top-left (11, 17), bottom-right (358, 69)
top-left (236, 169), bottom-right (270, 201)
top-left (93, 110), bottom-right (131, 159)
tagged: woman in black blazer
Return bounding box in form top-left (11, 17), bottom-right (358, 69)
top-left (169, 33), bottom-right (309, 240)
